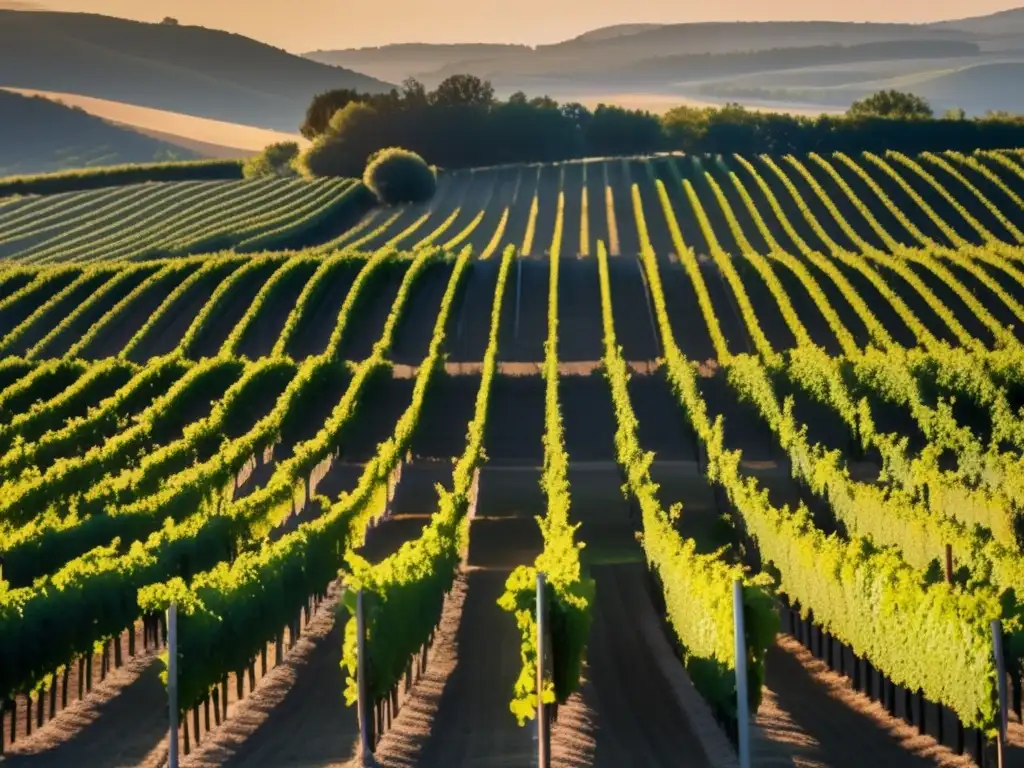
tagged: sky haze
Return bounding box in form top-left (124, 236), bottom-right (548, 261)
top-left (31, 0), bottom-right (1024, 51)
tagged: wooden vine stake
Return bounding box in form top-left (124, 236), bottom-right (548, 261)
top-left (355, 590), bottom-right (379, 767)
top-left (167, 602), bottom-right (179, 768)
top-left (993, 619), bottom-right (1007, 768)
top-left (733, 579), bottom-right (751, 768)
top-left (536, 571), bottom-right (551, 768)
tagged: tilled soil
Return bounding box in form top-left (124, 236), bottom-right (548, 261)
top-left (281, 259), bottom-right (361, 360)
top-left (558, 256), bottom-right (603, 362)
top-left (484, 373), bottom-right (545, 464)
top-left (337, 261), bottom-right (409, 361)
top-left (390, 261), bottom-right (455, 365)
top-left (7, 273), bottom-right (114, 356)
top-left (80, 265), bottom-right (200, 359)
top-left (498, 258), bottom-right (548, 363)
top-left (655, 254), bottom-right (718, 362)
top-left (190, 261), bottom-right (283, 359)
top-left (903, 257), bottom-right (999, 346)
top-left (370, 466), bottom-right (544, 767)
top-left (409, 373), bottom-right (479, 460)
top-left (561, 374), bottom-right (619, 464)
top-left (787, 251), bottom-right (877, 349)
top-left (528, 165), bottom-right (562, 256)
top-left (464, 168), bottom-right (518, 255)
top-left (606, 255), bottom-right (661, 361)
top-left (607, 161), bottom-right (639, 256)
top-left (755, 635), bottom-right (966, 768)
top-left (128, 268), bottom-right (234, 361)
top-left (235, 260), bottom-right (319, 359)
top-left (584, 161), bottom-right (609, 256)
top-left (826, 254), bottom-right (920, 346)
top-left (629, 369), bottom-right (698, 461)
top-left (553, 563), bottom-right (717, 768)
top-left (37, 267), bottom-right (154, 358)
top-left (496, 166), bottom-right (539, 256)
top-left (446, 260), bottom-right (500, 363)
top-left (2, 623), bottom-right (167, 767)
top-left (868, 257), bottom-right (968, 347)
top-left (184, 588), bottom-right (358, 768)
top-left (338, 375), bottom-right (414, 462)
top-left (560, 162), bottom-right (584, 257)
top-left (0, 272), bottom-right (79, 339)
top-left (942, 258), bottom-right (1024, 344)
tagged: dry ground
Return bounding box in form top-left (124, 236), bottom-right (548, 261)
top-left (3, 88), bottom-right (309, 158)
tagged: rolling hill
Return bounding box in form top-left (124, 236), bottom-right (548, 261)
top-left (0, 10), bottom-right (394, 133)
top-left (3, 88), bottom-right (310, 160)
top-left (305, 10), bottom-right (1024, 115)
top-left (928, 6), bottom-right (1024, 37)
top-left (305, 43), bottom-right (529, 88)
top-left (0, 89), bottom-right (201, 176)
top-left (311, 19), bottom-right (984, 85)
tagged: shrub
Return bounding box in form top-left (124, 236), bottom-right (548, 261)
top-left (242, 141), bottom-right (300, 179)
top-left (362, 147), bottom-right (436, 205)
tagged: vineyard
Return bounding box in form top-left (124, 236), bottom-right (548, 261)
top-left (3, 148), bottom-right (1024, 766)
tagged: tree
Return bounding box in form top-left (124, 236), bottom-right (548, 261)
top-left (559, 102), bottom-right (592, 130)
top-left (429, 74), bottom-right (495, 107)
top-left (401, 78), bottom-right (429, 109)
top-left (847, 90), bottom-right (933, 119)
top-left (300, 88), bottom-right (366, 140)
top-left (298, 102), bottom-right (383, 178)
top-left (363, 147), bottom-right (436, 204)
top-left (161, 16), bottom-right (178, 24)
top-left (529, 95), bottom-right (559, 110)
top-left (243, 141), bottom-right (300, 178)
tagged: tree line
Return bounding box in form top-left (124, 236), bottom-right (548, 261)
top-left (286, 76), bottom-right (1024, 177)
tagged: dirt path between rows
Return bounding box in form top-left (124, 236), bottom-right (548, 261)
top-left (178, 586), bottom-right (358, 768)
top-left (553, 562), bottom-right (726, 768)
top-left (367, 466), bottom-right (544, 767)
top-left (2, 624), bottom-right (167, 768)
top-left (755, 635), bottom-right (974, 767)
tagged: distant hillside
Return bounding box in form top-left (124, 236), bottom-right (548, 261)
top-left (0, 10), bottom-right (395, 133)
top-left (869, 61), bottom-right (1024, 114)
top-left (0, 89), bottom-right (199, 177)
top-left (317, 19), bottom-right (985, 89)
top-left (300, 10), bottom-right (1024, 116)
top-left (4, 88), bottom-right (309, 159)
top-left (928, 7), bottom-right (1024, 37)
top-left (485, 39), bottom-right (984, 91)
top-left (537, 20), bottom-right (976, 58)
top-left (305, 43), bottom-right (528, 85)
top-left (565, 24), bottom-right (665, 44)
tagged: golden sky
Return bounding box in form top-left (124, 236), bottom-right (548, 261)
top-left (37, 1), bottom-right (1024, 51)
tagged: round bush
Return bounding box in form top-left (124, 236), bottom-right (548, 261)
top-left (362, 148), bottom-right (437, 205)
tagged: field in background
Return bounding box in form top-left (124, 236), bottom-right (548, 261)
top-left (3, 88), bottom-right (310, 159)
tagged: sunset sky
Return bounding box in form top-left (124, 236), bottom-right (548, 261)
top-left (33, 1), bottom-right (1024, 51)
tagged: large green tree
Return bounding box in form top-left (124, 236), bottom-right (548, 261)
top-left (848, 90), bottom-right (934, 119)
top-left (429, 74), bottom-right (495, 107)
top-left (300, 88), bottom-right (367, 140)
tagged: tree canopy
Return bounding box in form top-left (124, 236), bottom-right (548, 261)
top-left (296, 80), bottom-right (1024, 177)
top-left (848, 89), bottom-right (934, 119)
